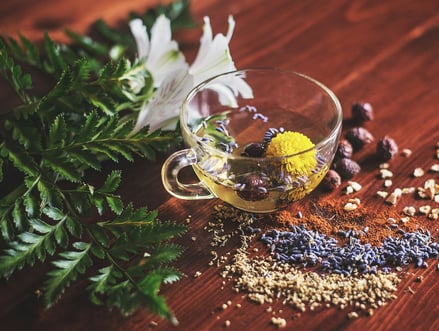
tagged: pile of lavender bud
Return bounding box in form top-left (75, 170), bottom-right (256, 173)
top-left (261, 225), bottom-right (439, 275)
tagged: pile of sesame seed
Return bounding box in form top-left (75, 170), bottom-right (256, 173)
top-left (222, 250), bottom-right (399, 315)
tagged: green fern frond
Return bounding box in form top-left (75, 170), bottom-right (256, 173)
top-left (0, 39), bottom-right (33, 103)
top-left (43, 32), bottom-right (66, 74)
top-left (44, 242), bottom-right (93, 307)
top-left (0, 0), bottom-right (195, 321)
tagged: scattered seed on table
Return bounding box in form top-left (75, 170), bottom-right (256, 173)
top-left (271, 317), bottom-right (287, 328)
top-left (347, 311), bottom-right (359, 319)
top-left (401, 148), bottom-right (412, 157)
top-left (386, 188), bottom-right (402, 205)
top-left (402, 187), bottom-right (415, 194)
top-left (419, 205), bottom-right (431, 215)
top-left (380, 169), bottom-right (393, 179)
top-left (413, 168), bottom-right (425, 177)
top-left (402, 206), bottom-right (416, 217)
top-left (348, 181), bottom-right (362, 192)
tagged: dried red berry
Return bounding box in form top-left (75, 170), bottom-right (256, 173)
top-left (376, 136), bottom-right (398, 161)
top-left (345, 127), bottom-right (374, 151)
top-left (335, 158), bottom-right (361, 180)
top-left (351, 102), bottom-right (374, 123)
top-left (236, 173), bottom-right (269, 201)
top-left (334, 139), bottom-right (353, 162)
top-left (242, 142), bottom-right (265, 157)
top-left (320, 169), bottom-right (341, 191)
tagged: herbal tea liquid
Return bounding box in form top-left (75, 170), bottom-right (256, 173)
top-left (191, 107), bottom-right (332, 212)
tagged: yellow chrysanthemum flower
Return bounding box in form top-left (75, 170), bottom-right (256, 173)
top-left (265, 131), bottom-right (317, 176)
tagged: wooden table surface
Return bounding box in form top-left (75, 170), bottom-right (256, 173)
top-left (1, 0), bottom-right (439, 330)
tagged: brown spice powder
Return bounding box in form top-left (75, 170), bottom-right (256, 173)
top-left (274, 198), bottom-right (437, 246)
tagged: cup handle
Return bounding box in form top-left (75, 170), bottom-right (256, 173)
top-left (161, 149), bottom-right (215, 200)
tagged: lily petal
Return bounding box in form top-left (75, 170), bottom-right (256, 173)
top-left (133, 68), bottom-right (194, 132)
top-left (189, 16), bottom-right (252, 103)
top-left (129, 19), bottom-right (149, 59)
top-left (146, 15), bottom-right (187, 87)
top-left (190, 16), bottom-right (237, 85)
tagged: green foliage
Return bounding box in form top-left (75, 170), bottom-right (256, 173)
top-left (0, 0), bottom-right (194, 322)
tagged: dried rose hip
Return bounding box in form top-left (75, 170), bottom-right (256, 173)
top-left (345, 127), bottom-right (374, 151)
top-left (236, 173), bottom-right (269, 201)
top-left (335, 158), bottom-right (361, 180)
top-left (320, 169), bottom-right (341, 191)
top-left (242, 142), bottom-right (265, 157)
top-left (376, 136), bottom-right (398, 161)
top-left (351, 102), bottom-right (374, 123)
top-left (334, 139), bottom-right (353, 162)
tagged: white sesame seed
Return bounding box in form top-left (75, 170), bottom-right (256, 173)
top-left (402, 206), bottom-right (416, 217)
top-left (348, 181), bottom-right (362, 192)
top-left (413, 168), bottom-right (424, 177)
top-left (348, 198), bottom-right (361, 206)
top-left (385, 188), bottom-right (402, 205)
top-left (376, 191), bottom-right (388, 199)
top-left (401, 187), bottom-right (415, 194)
top-left (347, 311), bottom-right (359, 319)
top-left (384, 179), bottom-right (393, 187)
top-left (400, 148), bottom-right (412, 157)
top-left (419, 205), bottom-right (431, 215)
top-left (380, 169), bottom-right (393, 179)
top-left (271, 317), bottom-right (287, 328)
top-left (344, 202), bottom-right (358, 211)
top-left (344, 186), bottom-right (354, 195)
top-left (423, 179), bottom-right (436, 200)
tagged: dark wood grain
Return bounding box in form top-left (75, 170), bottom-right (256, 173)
top-left (1, 0), bottom-right (439, 330)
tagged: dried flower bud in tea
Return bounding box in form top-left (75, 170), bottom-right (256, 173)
top-left (242, 142), bottom-right (265, 157)
top-left (236, 173), bottom-right (269, 201)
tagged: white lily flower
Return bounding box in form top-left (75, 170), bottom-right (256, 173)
top-left (131, 15), bottom-right (252, 133)
top-left (129, 16), bottom-right (187, 88)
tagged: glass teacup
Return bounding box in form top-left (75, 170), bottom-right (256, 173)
top-left (161, 69), bottom-right (342, 213)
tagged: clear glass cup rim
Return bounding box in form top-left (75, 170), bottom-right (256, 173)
top-left (180, 68), bottom-right (343, 161)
